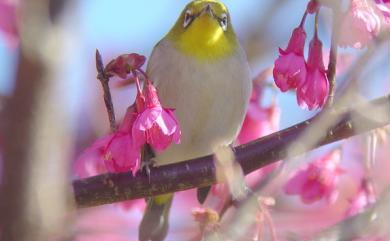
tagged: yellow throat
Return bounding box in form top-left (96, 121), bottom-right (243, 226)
top-left (166, 0), bottom-right (238, 61)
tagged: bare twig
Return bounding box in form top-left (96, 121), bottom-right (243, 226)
top-left (73, 94), bottom-right (390, 208)
top-left (95, 49), bottom-right (117, 132)
top-left (325, 3), bottom-right (341, 107)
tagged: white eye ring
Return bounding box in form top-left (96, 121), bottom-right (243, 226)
top-left (220, 13), bottom-right (228, 31)
top-left (183, 10), bottom-right (193, 28)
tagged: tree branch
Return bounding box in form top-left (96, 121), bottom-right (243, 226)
top-left (325, 1), bottom-right (341, 107)
top-left (73, 94), bottom-right (390, 208)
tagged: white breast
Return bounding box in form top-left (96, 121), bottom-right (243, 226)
top-left (147, 39), bottom-right (252, 165)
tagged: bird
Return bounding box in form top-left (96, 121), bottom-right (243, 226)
top-left (139, 1), bottom-right (252, 240)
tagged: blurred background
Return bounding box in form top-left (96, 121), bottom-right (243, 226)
top-left (0, 0), bottom-right (318, 131)
top-left (1, 0), bottom-right (389, 131)
top-left (1, 0), bottom-right (390, 241)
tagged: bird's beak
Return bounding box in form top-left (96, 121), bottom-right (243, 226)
top-left (200, 4), bottom-right (215, 18)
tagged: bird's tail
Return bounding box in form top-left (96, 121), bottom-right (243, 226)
top-left (139, 193), bottom-right (173, 241)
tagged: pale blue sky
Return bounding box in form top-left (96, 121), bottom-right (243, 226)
top-left (0, 0), bottom-right (388, 130)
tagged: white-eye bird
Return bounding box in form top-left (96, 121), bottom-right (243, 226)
top-left (139, 1), bottom-right (252, 240)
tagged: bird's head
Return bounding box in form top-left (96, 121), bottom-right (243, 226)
top-left (167, 0), bottom-right (238, 61)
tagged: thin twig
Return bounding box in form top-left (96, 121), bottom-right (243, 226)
top-left (72, 94), bottom-right (390, 208)
top-left (325, 4), bottom-right (341, 107)
top-left (95, 49), bottom-right (117, 132)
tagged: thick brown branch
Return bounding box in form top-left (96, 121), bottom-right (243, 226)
top-left (73, 95), bottom-right (390, 208)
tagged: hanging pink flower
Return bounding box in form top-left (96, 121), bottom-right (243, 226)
top-left (297, 36), bottom-right (329, 110)
top-left (103, 106), bottom-right (141, 175)
top-left (339, 0), bottom-right (382, 49)
top-left (132, 80), bottom-right (181, 152)
top-left (75, 106), bottom-right (141, 176)
top-left (345, 179), bottom-right (376, 216)
top-left (284, 149), bottom-right (344, 204)
top-left (74, 136), bottom-right (111, 178)
top-left (273, 26), bottom-right (307, 92)
top-left (103, 133), bottom-right (141, 175)
top-left (74, 107), bottom-right (143, 210)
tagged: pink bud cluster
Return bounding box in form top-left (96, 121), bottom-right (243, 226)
top-left (273, 1), bottom-right (329, 110)
top-left (76, 54), bottom-right (181, 176)
top-left (273, 0), bottom-right (390, 110)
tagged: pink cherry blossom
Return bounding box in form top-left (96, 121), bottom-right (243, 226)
top-left (297, 36), bottom-right (329, 110)
top-left (375, 0), bottom-right (390, 25)
top-left (74, 107), bottom-right (143, 210)
top-left (75, 106), bottom-right (141, 176)
top-left (0, 0), bottom-right (18, 48)
top-left (132, 80), bottom-right (181, 151)
top-left (345, 179), bottom-right (376, 217)
top-left (74, 135), bottom-right (110, 178)
top-left (339, 0), bottom-right (382, 49)
top-left (105, 53), bottom-right (146, 79)
top-left (103, 132), bottom-right (140, 175)
top-left (103, 106), bottom-right (141, 175)
top-left (236, 86), bottom-right (280, 145)
top-left (284, 149), bottom-right (344, 204)
top-left (273, 27), bottom-right (307, 92)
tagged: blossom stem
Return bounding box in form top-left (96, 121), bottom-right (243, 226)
top-left (314, 10), bottom-right (319, 39)
top-left (133, 70), bottom-right (143, 94)
top-left (95, 49), bottom-right (117, 132)
top-left (73, 94), bottom-right (390, 208)
top-left (138, 68), bottom-right (149, 82)
top-left (325, 6), bottom-right (341, 108)
top-left (299, 10), bottom-right (308, 28)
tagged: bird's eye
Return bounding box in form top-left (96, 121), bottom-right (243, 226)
top-left (183, 10), bottom-right (193, 28)
top-left (220, 13), bottom-right (228, 31)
